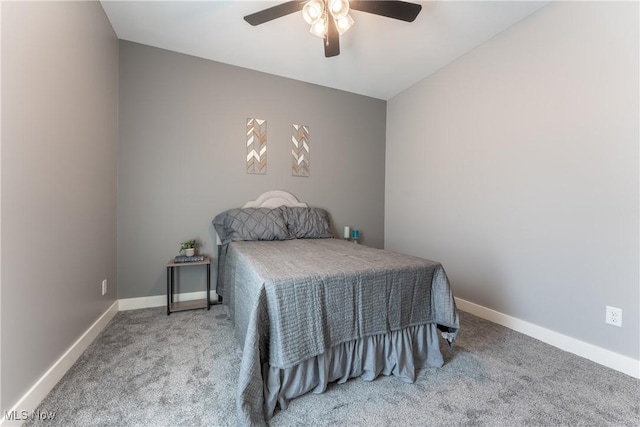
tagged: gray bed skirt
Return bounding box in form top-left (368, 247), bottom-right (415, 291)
top-left (262, 323), bottom-right (443, 421)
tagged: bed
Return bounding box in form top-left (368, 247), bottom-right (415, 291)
top-left (213, 190), bottom-right (459, 426)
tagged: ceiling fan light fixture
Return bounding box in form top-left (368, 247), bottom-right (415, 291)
top-left (302, 0), bottom-right (325, 25)
top-left (310, 16), bottom-right (328, 38)
top-left (328, 0), bottom-right (350, 20)
top-left (303, 0), bottom-right (352, 39)
top-left (335, 14), bottom-right (354, 35)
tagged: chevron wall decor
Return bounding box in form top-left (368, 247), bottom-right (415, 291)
top-left (291, 124), bottom-right (310, 177)
top-left (246, 118), bottom-right (267, 174)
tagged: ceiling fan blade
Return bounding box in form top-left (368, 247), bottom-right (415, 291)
top-left (349, 0), bottom-right (422, 22)
top-left (324, 16), bottom-right (340, 57)
top-left (244, 1), bottom-right (304, 26)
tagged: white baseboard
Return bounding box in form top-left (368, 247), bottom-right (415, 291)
top-left (118, 290), bottom-right (217, 311)
top-left (455, 297), bottom-right (640, 379)
top-left (0, 301), bottom-right (119, 426)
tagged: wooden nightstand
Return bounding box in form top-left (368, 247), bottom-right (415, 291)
top-left (166, 257), bottom-right (216, 315)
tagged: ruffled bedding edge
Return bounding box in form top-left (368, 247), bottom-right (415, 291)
top-left (263, 323), bottom-right (444, 420)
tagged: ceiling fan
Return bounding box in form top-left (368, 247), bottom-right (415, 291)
top-left (244, 0), bottom-right (422, 58)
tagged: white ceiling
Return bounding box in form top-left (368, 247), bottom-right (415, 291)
top-left (101, 0), bottom-right (550, 100)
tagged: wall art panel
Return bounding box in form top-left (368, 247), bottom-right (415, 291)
top-left (246, 118), bottom-right (267, 174)
top-left (291, 124), bottom-right (310, 177)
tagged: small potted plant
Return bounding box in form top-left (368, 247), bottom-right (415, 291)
top-left (179, 239), bottom-right (201, 257)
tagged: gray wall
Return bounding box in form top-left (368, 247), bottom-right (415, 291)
top-left (118, 41), bottom-right (386, 299)
top-left (1, 1), bottom-right (118, 413)
top-left (385, 1), bottom-right (639, 359)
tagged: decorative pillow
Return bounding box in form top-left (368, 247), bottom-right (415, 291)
top-left (281, 207), bottom-right (334, 239)
top-left (212, 208), bottom-right (290, 244)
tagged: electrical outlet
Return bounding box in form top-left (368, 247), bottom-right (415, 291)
top-left (605, 306), bottom-right (622, 327)
top-left (102, 279), bottom-right (107, 296)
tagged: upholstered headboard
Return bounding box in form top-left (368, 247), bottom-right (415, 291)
top-left (242, 190), bottom-right (308, 209)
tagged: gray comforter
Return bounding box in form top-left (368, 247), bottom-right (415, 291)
top-left (219, 238), bottom-right (459, 426)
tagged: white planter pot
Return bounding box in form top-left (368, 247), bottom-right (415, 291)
top-left (185, 248), bottom-right (195, 257)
